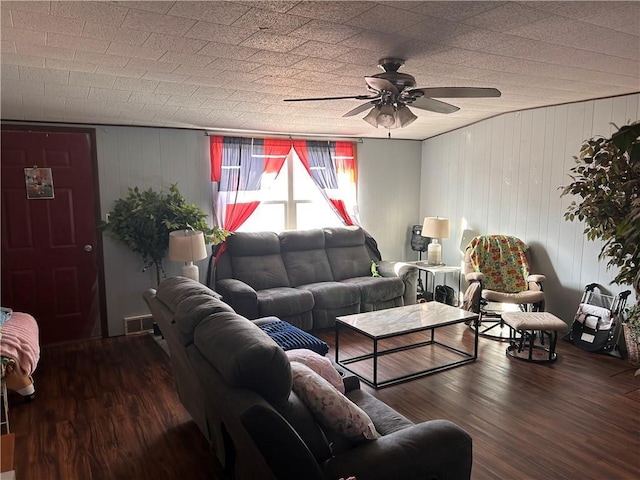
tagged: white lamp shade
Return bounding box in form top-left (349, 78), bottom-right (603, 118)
top-left (168, 230), bottom-right (207, 263)
top-left (421, 217), bottom-right (450, 239)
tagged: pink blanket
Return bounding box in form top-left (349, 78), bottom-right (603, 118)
top-left (0, 312), bottom-right (40, 376)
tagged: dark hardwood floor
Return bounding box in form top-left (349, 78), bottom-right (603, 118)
top-left (7, 324), bottom-right (640, 480)
top-left (7, 334), bottom-right (224, 480)
top-left (316, 325), bottom-right (640, 480)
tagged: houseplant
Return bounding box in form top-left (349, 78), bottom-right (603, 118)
top-left (100, 184), bottom-right (229, 285)
top-left (561, 121), bottom-right (639, 367)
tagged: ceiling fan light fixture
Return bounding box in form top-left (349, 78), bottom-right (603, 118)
top-left (363, 107), bottom-right (379, 127)
top-left (395, 105), bottom-right (417, 128)
top-left (377, 104), bottom-right (396, 128)
top-left (284, 57), bottom-right (501, 133)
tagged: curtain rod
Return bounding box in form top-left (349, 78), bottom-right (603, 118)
top-left (205, 128), bottom-right (363, 143)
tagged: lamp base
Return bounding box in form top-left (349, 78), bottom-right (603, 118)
top-left (427, 239), bottom-right (442, 265)
top-left (181, 262), bottom-right (200, 282)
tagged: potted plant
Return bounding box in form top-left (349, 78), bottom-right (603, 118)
top-left (561, 121), bottom-right (639, 367)
top-left (100, 183), bottom-right (229, 285)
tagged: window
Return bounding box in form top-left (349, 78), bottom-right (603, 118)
top-left (237, 149), bottom-right (343, 232)
top-left (211, 136), bottom-right (359, 233)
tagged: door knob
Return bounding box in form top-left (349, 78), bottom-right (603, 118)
top-left (84, 245), bottom-right (93, 252)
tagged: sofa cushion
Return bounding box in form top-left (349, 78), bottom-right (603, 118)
top-left (232, 254), bottom-right (290, 290)
top-left (286, 349), bottom-right (344, 393)
top-left (156, 276), bottom-right (221, 311)
top-left (324, 228), bottom-right (372, 280)
top-left (174, 294), bottom-right (235, 346)
top-left (226, 230), bottom-right (280, 255)
top-left (323, 226), bottom-right (365, 249)
top-left (227, 232), bottom-right (290, 290)
top-left (280, 228), bottom-right (325, 251)
top-left (283, 249), bottom-right (334, 286)
top-left (280, 229), bottom-right (334, 286)
top-left (324, 388), bottom-right (416, 456)
top-left (346, 388), bottom-right (414, 435)
top-left (259, 320), bottom-right (329, 356)
top-left (290, 362), bottom-right (379, 442)
top-left (257, 287), bottom-right (314, 318)
top-left (341, 276), bottom-right (405, 304)
top-left (298, 282), bottom-right (360, 309)
top-left (194, 313), bottom-right (292, 406)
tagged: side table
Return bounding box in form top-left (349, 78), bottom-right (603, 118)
top-left (407, 262), bottom-right (462, 306)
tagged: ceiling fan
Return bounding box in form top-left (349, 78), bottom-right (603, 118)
top-left (283, 57), bottom-right (501, 129)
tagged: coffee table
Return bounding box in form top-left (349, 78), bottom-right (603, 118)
top-left (335, 302), bottom-right (479, 388)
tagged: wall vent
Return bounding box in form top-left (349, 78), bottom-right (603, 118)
top-left (124, 314), bottom-right (154, 335)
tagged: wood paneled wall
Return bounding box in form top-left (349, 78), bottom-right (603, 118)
top-left (95, 129), bottom-right (422, 336)
top-left (96, 127), bottom-right (212, 335)
top-left (357, 138), bottom-right (422, 263)
top-left (420, 93), bottom-right (639, 323)
top-left (14, 93), bottom-right (637, 336)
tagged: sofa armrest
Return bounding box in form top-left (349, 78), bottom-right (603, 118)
top-left (527, 274), bottom-right (546, 284)
top-left (251, 316), bottom-right (281, 327)
top-left (466, 271), bottom-right (485, 282)
top-left (376, 261), bottom-right (418, 306)
top-left (216, 278), bottom-right (259, 319)
top-left (242, 404), bottom-right (326, 480)
top-left (342, 374), bottom-right (361, 393)
top-left (322, 419), bottom-right (472, 480)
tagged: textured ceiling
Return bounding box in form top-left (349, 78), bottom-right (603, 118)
top-left (1, 1), bottom-right (639, 140)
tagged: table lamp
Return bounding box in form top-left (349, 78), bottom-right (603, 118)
top-left (168, 230), bottom-right (207, 282)
top-left (421, 217), bottom-right (450, 265)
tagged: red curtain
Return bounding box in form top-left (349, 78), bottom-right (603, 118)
top-left (292, 140), bottom-right (360, 226)
top-left (210, 136), bottom-right (291, 232)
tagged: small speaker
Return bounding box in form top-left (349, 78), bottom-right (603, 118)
top-left (411, 224), bottom-right (429, 252)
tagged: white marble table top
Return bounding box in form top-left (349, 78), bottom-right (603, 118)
top-left (336, 301), bottom-right (478, 338)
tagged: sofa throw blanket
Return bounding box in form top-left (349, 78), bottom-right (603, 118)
top-left (468, 235), bottom-right (529, 293)
top-left (0, 311), bottom-right (40, 377)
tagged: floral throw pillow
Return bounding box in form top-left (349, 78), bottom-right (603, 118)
top-left (286, 349), bottom-right (345, 394)
top-left (290, 362), bottom-right (379, 442)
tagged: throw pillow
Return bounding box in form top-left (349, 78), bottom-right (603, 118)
top-left (258, 320), bottom-right (329, 356)
top-left (290, 362), bottom-right (379, 442)
top-left (286, 349), bottom-right (345, 394)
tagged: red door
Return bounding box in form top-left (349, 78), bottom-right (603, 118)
top-left (1, 127), bottom-right (106, 345)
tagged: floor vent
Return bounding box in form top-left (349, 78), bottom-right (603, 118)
top-left (124, 314), bottom-right (154, 335)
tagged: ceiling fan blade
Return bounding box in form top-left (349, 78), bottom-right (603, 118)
top-left (284, 94), bottom-right (378, 102)
top-left (364, 76), bottom-right (398, 94)
top-left (410, 97), bottom-right (460, 114)
top-left (411, 87), bottom-right (501, 98)
top-left (343, 101), bottom-right (377, 118)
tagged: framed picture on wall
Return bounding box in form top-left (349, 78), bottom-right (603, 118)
top-left (25, 167), bottom-right (55, 199)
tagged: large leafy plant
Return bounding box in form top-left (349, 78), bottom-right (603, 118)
top-left (100, 184), bottom-right (229, 285)
top-left (561, 122), bottom-right (640, 349)
top-left (561, 122), bottom-right (639, 287)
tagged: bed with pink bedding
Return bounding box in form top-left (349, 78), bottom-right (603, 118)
top-left (0, 310), bottom-right (40, 400)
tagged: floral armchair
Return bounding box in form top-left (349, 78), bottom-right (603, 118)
top-left (463, 235), bottom-right (546, 338)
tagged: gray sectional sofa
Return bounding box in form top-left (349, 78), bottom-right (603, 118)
top-left (144, 277), bottom-right (473, 480)
top-left (210, 226), bottom-right (418, 330)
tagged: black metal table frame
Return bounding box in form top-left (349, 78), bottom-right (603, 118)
top-left (335, 316), bottom-right (479, 388)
